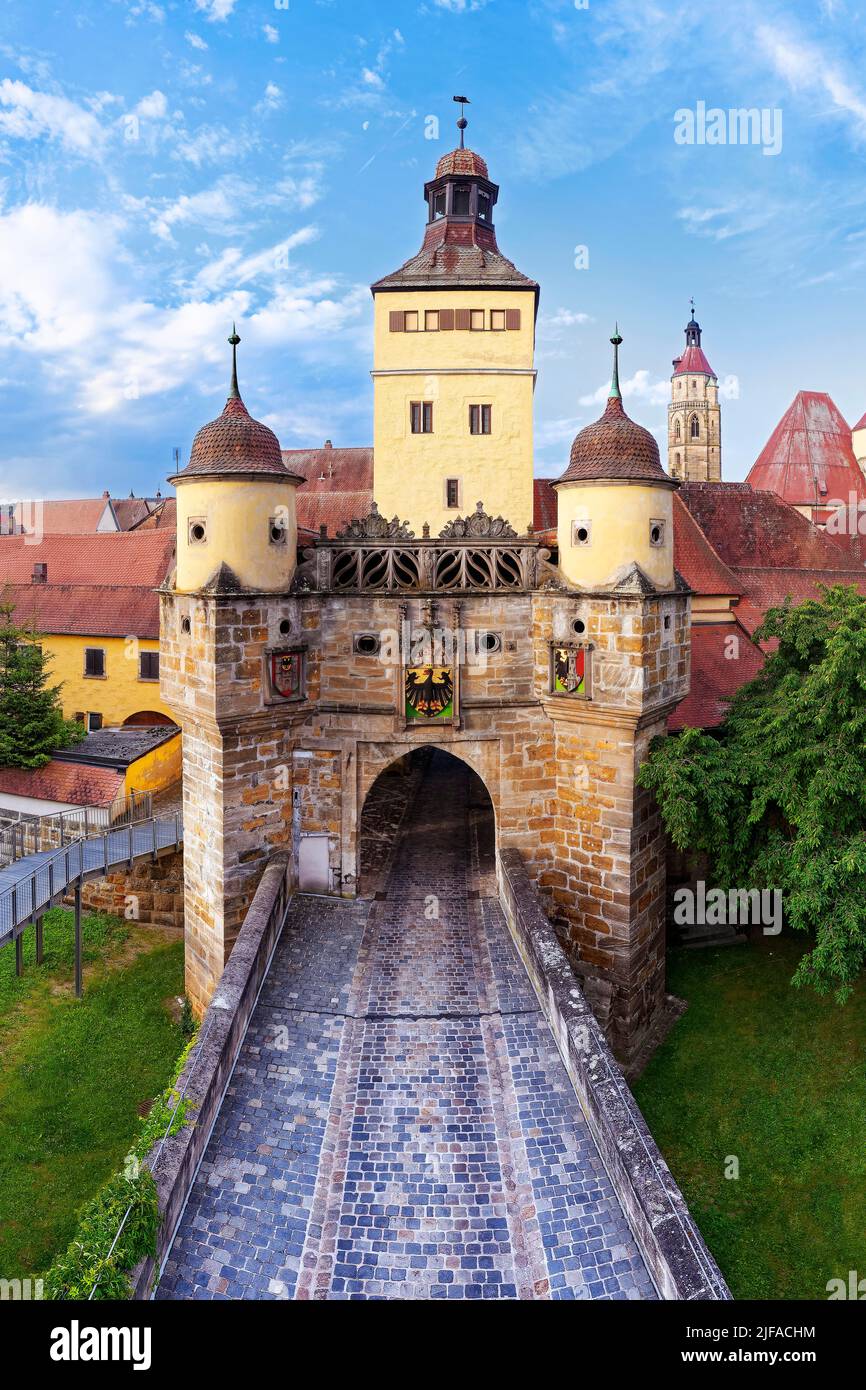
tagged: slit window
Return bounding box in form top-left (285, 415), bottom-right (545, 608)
top-left (410, 401), bottom-right (433, 434)
top-left (432, 189), bottom-right (446, 219)
top-left (446, 478), bottom-right (460, 508)
top-left (469, 404), bottom-right (492, 435)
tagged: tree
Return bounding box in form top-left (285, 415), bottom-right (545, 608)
top-left (638, 583), bottom-right (866, 1000)
top-left (0, 602), bottom-right (85, 769)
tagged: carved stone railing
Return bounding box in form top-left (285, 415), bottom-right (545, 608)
top-left (294, 501), bottom-right (550, 595)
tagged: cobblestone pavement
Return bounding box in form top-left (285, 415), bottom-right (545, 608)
top-left (156, 753), bottom-right (656, 1301)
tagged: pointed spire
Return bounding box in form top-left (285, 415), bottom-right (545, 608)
top-left (453, 94), bottom-right (470, 149)
top-left (228, 323), bottom-right (241, 400)
top-left (609, 324), bottom-right (623, 400)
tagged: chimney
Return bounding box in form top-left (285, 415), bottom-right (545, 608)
top-left (32, 562), bottom-right (47, 584)
top-left (324, 439), bottom-right (332, 449)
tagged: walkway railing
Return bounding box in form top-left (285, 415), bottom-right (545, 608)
top-left (0, 790), bottom-right (154, 869)
top-left (0, 811), bottom-right (183, 990)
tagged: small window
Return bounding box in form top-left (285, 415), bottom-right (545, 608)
top-left (478, 190), bottom-right (491, 221)
top-left (269, 516), bottom-right (287, 545)
top-left (84, 647), bottom-right (105, 678)
top-left (572, 618), bottom-right (586, 635)
top-left (432, 189), bottom-right (446, 219)
top-left (180, 616), bottom-right (191, 635)
top-left (139, 650), bottom-right (160, 681)
top-left (650, 520), bottom-right (666, 547)
top-left (469, 404), bottom-right (492, 435)
top-left (572, 520), bottom-right (591, 547)
top-left (490, 309), bottom-right (506, 331)
top-left (410, 401), bottom-right (433, 434)
top-left (404, 310), bottom-right (419, 332)
top-left (279, 618), bottom-right (293, 636)
top-left (674, 418), bottom-right (681, 440)
top-left (188, 517), bottom-right (207, 545)
top-left (690, 415), bottom-right (700, 439)
top-left (453, 185), bottom-right (471, 215)
top-left (353, 633), bottom-right (381, 657)
top-left (446, 478), bottom-right (460, 509)
top-left (425, 310), bottom-right (439, 332)
top-left (86, 712), bottom-right (103, 732)
top-left (470, 309), bottom-right (485, 331)
top-left (476, 631), bottom-right (501, 655)
top-left (691, 380), bottom-right (696, 391)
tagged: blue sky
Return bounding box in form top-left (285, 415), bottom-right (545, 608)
top-left (1, 0), bottom-right (866, 499)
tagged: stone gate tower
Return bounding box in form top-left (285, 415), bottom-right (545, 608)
top-left (668, 305), bottom-right (721, 482)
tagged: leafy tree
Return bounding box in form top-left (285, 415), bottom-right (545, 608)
top-left (0, 602), bottom-right (85, 769)
top-left (638, 583), bottom-right (866, 1000)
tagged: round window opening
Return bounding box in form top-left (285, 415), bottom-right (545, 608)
top-left (355, 634), bottom-right (380, 656)
top-left (576, 526), bottom-right (589, 543)
top-left (180, 616), bottom-right (191, 635)
top-left (479, 632), bottom-right (501, 654)
top-left (651, 525), bottom-right (663, 545)
top-left (190, 522), bottom-right (206, 542)
top-left (279, 618), bottom-right (292, 636)
top-left (572, 618), bottom-right (586, 635)
top-left (270, 524), bottom-right (285, 544)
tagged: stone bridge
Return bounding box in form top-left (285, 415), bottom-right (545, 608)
top-left (152, 754), bottom-right (727, 1301)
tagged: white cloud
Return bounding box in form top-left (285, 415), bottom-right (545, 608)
top-left (0, 79), bottom-right (105, 156)
top-left (151, 175), bottom-right (256, 241)
top-left (542, 308), bottom-right (593, 330)
top-left (431, 0), bottom-right (492, 10)
top-left (194, 0), bottom-right (236, 21)
top-left (185, 31), bottom-right (209, 51)
top-left (263, 24), bottom-right (279, 44)
top-left (192, 228), bottom-right (320, 293)
top-left (135, 90), bottom-right (168, 120)
top-left (756, 23), bottom-right (866, 134)
top-left (257, 82), bottom-right (283, 113)
top-left (579, 370), bottom-right (669, 408)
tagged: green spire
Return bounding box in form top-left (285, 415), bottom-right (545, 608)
top-left (609, 323), bottom-right (623, 400)
top-left (228, 323), bottom-right (241, 399)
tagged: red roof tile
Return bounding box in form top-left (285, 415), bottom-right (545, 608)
top-left (669, 624), bottom-right (765, 731)
top-left (678, 482), bottom-right (864, 570)
top-left (434, 147), bottom-right (489, 179)
top-left (12, 498), bottom-right (110, 535)
top-left (0, 531), bottom-right (175, 587)
top-left (672, 493), bottom-right (740, 596)
top-left (672, 344), bottom-right (716, 378)
top-left (0, 760), bottom-right (124, 807)
top-left (533, 478), bottom-right (558, 534)
top-left (736, 567), bottom-right (866, 615)
top-left (4, 585), bottom-right (163, 638)
top-left (747, 391), bottom-right (866, 508)
top-left (558, 395), bottom-right (670, 484)
top-left (178, 394), bottom-right (295, 479)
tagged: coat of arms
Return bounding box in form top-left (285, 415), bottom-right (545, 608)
top-left (552, 643), bottom-right (588, 697)
top-left (405, 665), bottom-right (455, 720)
top-left (270, 650), bottom-right (303, 700)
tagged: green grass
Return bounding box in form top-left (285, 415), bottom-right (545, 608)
top-left (0, 908), bottom-right (184, 1279)
top-left (634, 932), bottom-right (866, 1300)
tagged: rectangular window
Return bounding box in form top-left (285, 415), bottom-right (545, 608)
top-left (404, 310), bottom-right (419, 332)
top-left (432, 190), bottom-right (446, 219)
top-left (455, 308), bottom-right (471, 331)
top-left (453, 185), bottom-right (471, 215)
top-left (424, 310), bottom-right (439, 332)
top-left (469, 404), bottom-right (492, 435)
top-left (84, 647), bottom-right (105, 678)
top-left (470, 309), bottom-right (485, 331)
top-left (439, 308), bottom-right (455, 331)
top-left (86, 712), bottom-right (103, 732)
top-left (446, 478), bottom-right (460, 508)
top-left (139, 650), bottom-right (160, 681)
top-left (478, 191), bottom-right (491, 221)
top-left (490, 309), bottom-right (506, 331)
top-left (410, 401), bottom-right (433, 434)
top-left (505, 308), bottom-right (521, 331)
top-left (389, 310), bottom-right (404, 332)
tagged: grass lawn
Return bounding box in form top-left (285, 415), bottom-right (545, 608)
top-left (0, 908), bottom-right (184, 1280)
top-left (634, 931), bottom-right (866, 1300)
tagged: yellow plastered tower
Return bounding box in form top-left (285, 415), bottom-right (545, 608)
top-left (370, 107), bottom-right (538, 536)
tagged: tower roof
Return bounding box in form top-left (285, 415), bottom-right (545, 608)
top-left (672, 304), bottom-right (715, 378)
top-left (434, 147), bottom-right (489, 179)
top-left (172, 329), bottom-right (297, 482)
top-left (746, 390), bottom-right (866, 507)
top-left (557, 331), bottom-right (671, 485)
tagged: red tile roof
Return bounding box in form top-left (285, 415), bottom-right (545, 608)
top-left (853, 410), bottom-right (866, 432)
top-left (533, 478), bottom-right (558, 535)
top-left (0, 532), bottom-right (175, 638)
top-left (673, 493), bottom-right (740, 596)
top-left (669, 623), bottom-right (765, 731)
top-left (178, 395), bottom-right (296, 479)
top-left (282, 445), bottom-right (375, 535)
top-left (672, 344), bottom-right (716, 378)
top-left (558, 395), bottom-right (670, 484)
top-left (12, 498), bottom-right (110, 535)
top-left (746, 391), bottom-right (866, 508)
top-left (435, 147), bottom-right (489, 179)
top-left (736, 567), bottom-right (866, 614)
top-left (679, 482), bottom-right (864, 570)
top-left (0, 760), bottom-right (124, 807)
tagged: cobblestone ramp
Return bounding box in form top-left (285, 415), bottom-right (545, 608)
top-left (156, 753), bottom-right (656, 1301)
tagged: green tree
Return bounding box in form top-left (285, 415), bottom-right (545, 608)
top-left (0, 602), bottom-right (85, 769)
top-left (638, 583), bottom-right (866, 1000)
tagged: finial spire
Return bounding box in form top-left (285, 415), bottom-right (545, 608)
top-left (453, 94), bottom-right (470, 149)
top-left (690, 296), bottom-right (696, 320)
top-left (228, 322), bottom-right (241, 400)
top-left (609, 323), bottom-right (623, 400)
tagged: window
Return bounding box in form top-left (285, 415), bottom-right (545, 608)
top-left (453, 184), bottom-right (471, 215)
top-left (476, 631), bottom-right (501, 655)
top-left (432, 189), bottom-right (446, 219)
top-left (32, 562), bottom-right (48, 583)
top-left (674, 418), bottom-right (681, 440)
top-left (490, 309), bottom-right (506, 331)
top-left (269, 515), bottom-right (287, 545)
top-left (470, 309), bottom-right (485, 331)
top-left (84, 647), bottom-right (105, 678)
top-left (410, 401), bottom-right (433, 434)
top-left (478, 190), bottom-right (491, 221)
top-left (572, 520), bottom-right (591, 546)
top-left (139, 651), bottom-right (159, 681)
top-left (353, 633), bottom-right (381, 656)
top-left (469, 404), bottom-right (492, 435)
top-left (690, 414), bottom-right (700, 439)
top-left (446, 478), bottom-right (461, 508)
top-left (188, 517), bottom-right (207, 544)
top-left (404, 310), bottom-right (419, 332)
top-left (86, 712), bottom-right (103, 732)
top-left (649, 520), bottom-right (666, 547)
top-left (424, 310), bottom-right (439, 332)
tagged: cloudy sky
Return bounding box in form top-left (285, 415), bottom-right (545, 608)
top-left (1, 0), bottom-right (865, 498)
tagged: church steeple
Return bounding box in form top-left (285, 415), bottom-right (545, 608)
top-left (684, 300), bottom-right (702, 349)
top-left (668, 304), bottom-right (722, 483)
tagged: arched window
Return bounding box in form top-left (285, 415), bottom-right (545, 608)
top-left (674, 418), bottom-right (682, 441)
top-left (690, 414), bottom-right (700, 439)
top-left (675, 452), bottom-right (681, 472)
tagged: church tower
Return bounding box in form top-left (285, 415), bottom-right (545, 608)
top-left (370, 102), bottom-right (538, 535)
top-left (667, 305), bottom-right (721, 482)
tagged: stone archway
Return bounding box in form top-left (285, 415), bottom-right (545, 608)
top-left (357, 746), bottom-right (496, 898)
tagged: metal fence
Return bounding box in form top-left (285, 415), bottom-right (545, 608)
top-left (0, 790), bottom-right (153, 869)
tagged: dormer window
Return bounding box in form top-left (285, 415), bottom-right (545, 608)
top-left (432, 189), bottom-right (446, 219)
top-left (478, 190), bottom-right (490, 221)
top-left (453, 184), bottom-right (471, 216)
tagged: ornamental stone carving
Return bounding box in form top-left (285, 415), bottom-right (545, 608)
top-left (336, 500), bottom-right (415, 541)
top-left (438, 501), bottom-right (518, 541)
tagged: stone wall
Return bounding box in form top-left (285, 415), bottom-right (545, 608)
top-left (65, 849), bottom-right (184, 929)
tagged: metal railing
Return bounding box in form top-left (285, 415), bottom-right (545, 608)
top-left (0, 790), bottom-right (153, 868)
top-left (0, 810), bottom-right (183, 957)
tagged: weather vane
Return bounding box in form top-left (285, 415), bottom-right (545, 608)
top-left (453, 94), bottom-right (470, 148)
top-left (690, 296), bottom-right (696, 318)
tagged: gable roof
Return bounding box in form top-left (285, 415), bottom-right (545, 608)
top-left (672, 492), bottom-right (740, 596)
top-left (0, 760), bottom-right (124, 807)
top-left (746, 391), bottom-right (866, 508)
top-left (679, 482), bottom-right (864, 570)
top-left (669, 624), bottom-right (765, 731)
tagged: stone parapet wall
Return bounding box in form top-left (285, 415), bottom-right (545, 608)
top-left (63, 849), bottom-right (184, 929)
top-left (497, 846), bottom-right (730, 1301)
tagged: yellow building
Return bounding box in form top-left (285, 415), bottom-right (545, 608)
top-left (370, 127), bottom-right (538, 536)
top-left (0, 530), bottom-right (177, 732)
